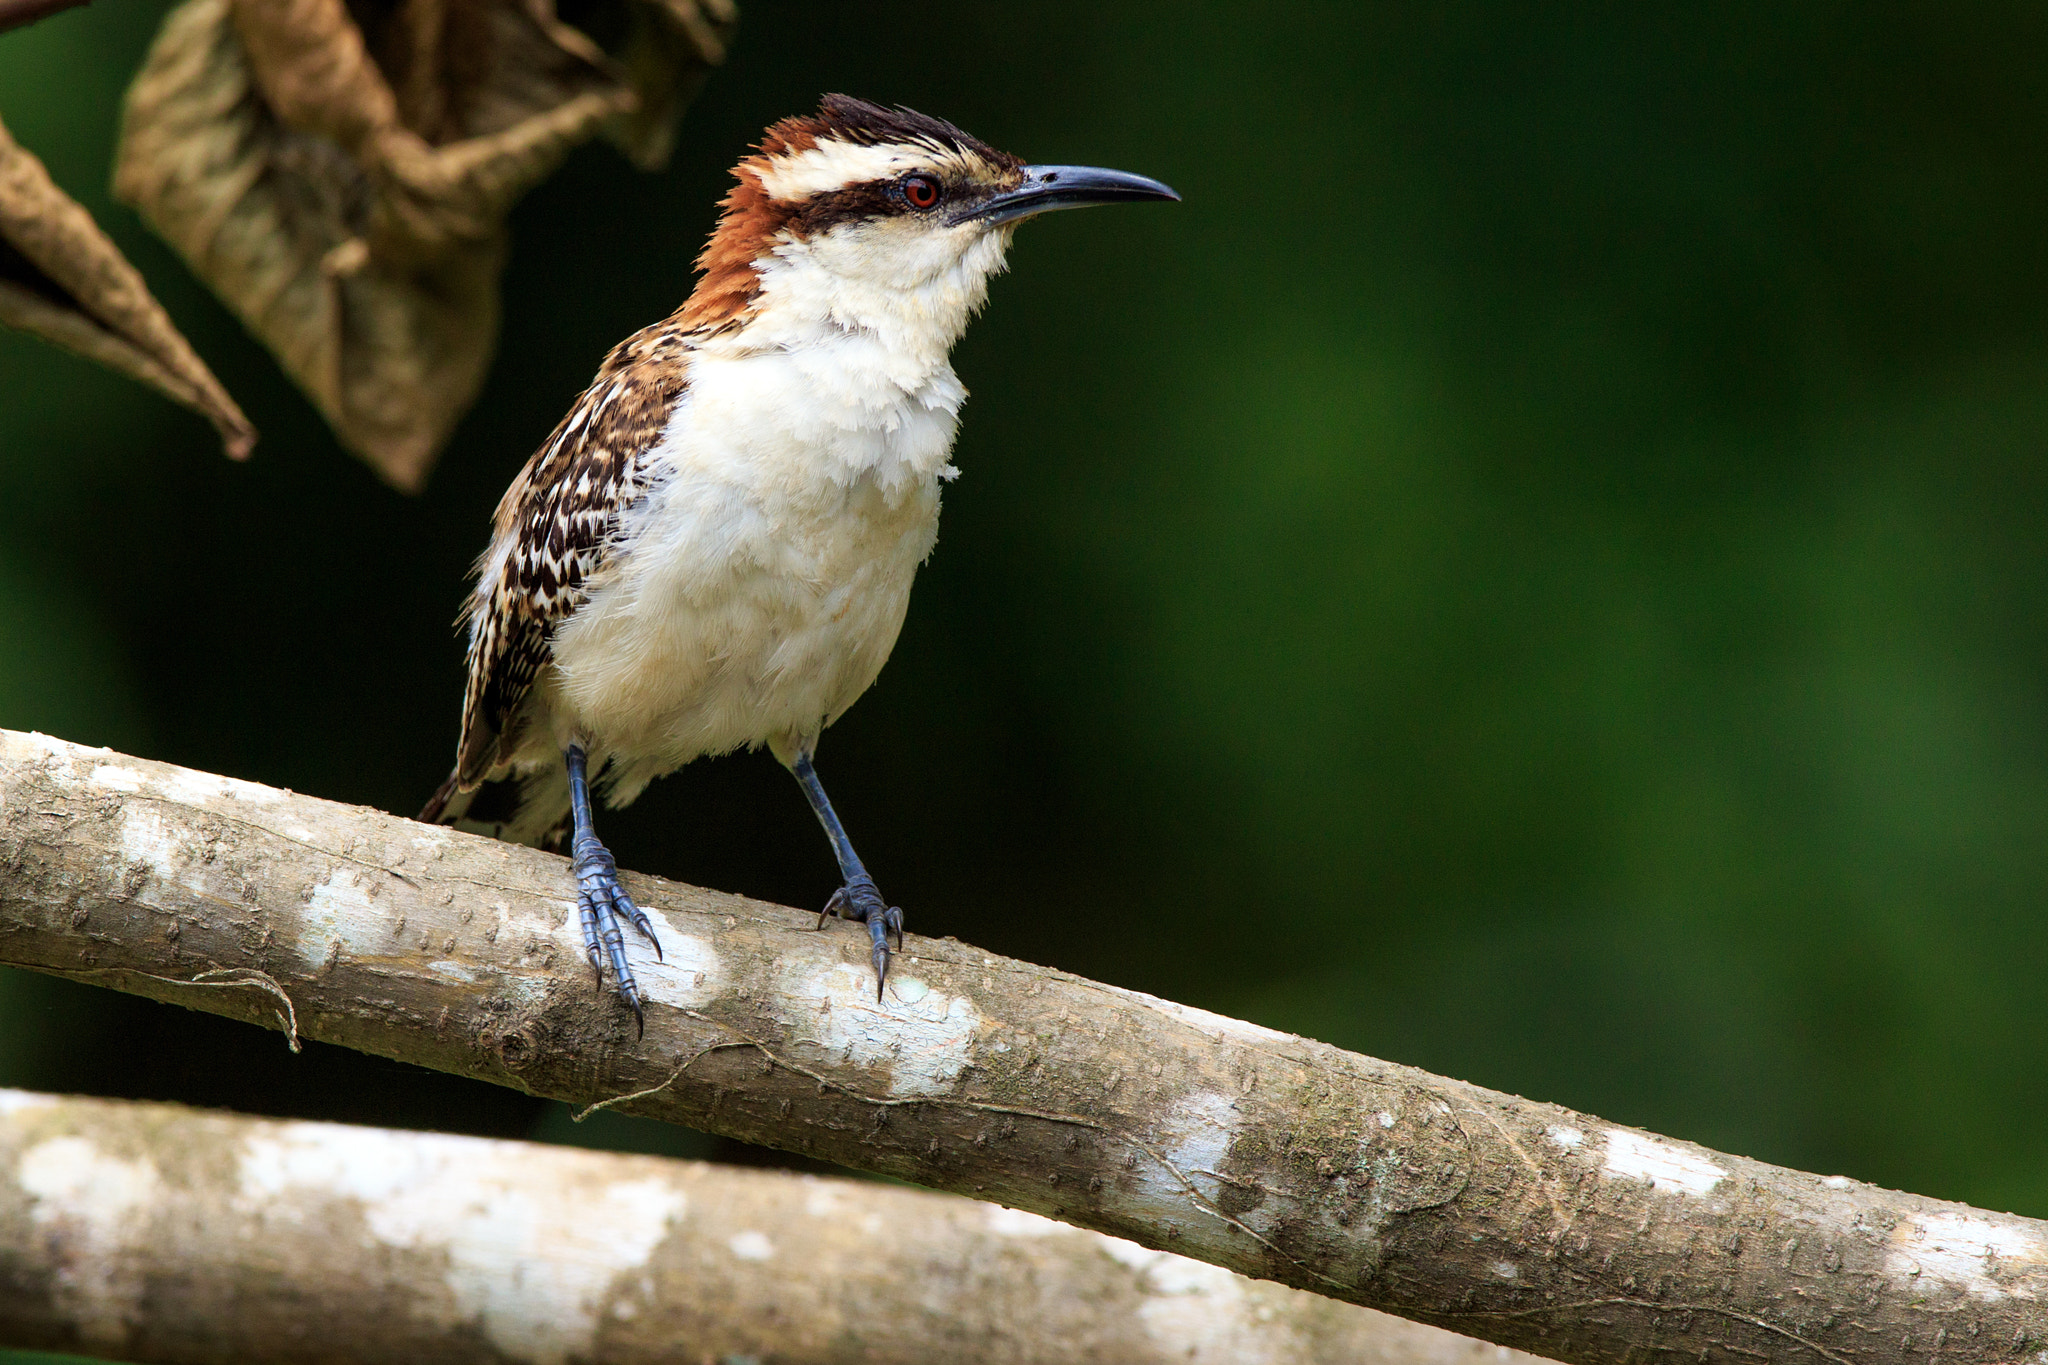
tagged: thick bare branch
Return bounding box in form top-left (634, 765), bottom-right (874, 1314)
top-left (0, 1087), bottom-right (1531, 1365)
top-left (1, 728), bottom-right (2044, 1365)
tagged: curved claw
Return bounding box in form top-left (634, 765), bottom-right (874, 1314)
top-left (870, 938), bottom-right (891, 1002)
top-left (816, 875), bottom-right (906, 1001)
top-left (619, 894), bottom-right (662, 960)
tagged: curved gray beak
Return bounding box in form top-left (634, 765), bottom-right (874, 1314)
top-left (952, 164), bottom-right (1180, 228)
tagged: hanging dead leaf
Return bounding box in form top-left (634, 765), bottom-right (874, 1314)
top-left (0, 0), bottom-right (90, 38)
top-left (0, 114), bottom-right (255, 458)
top-left (113, 0), bottom-right (733, 492)
top-left (608, 0), bottom-right (734, 170)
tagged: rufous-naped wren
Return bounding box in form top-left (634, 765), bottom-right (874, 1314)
top-left (421, 96), bottom-right (1177, 1027)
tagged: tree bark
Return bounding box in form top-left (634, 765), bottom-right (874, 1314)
top-left (0, 1088), bottom-right (1538, 1365)
top-left (2, 728), bottom-right (2044, 1365)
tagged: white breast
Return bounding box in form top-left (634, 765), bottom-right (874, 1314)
top-left (544, 329), bottom-right (962, 789)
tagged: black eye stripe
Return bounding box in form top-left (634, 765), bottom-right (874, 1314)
top-left (779, 174), bottom-right (958, 236)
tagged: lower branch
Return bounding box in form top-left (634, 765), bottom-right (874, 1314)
top-left (0, 1088), bottom-right (1516, 1365)
top-left (1, 729), bottom-right (2044, 1365)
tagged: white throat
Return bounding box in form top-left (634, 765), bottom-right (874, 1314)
top-left (742, 220), bottom-right (1013, 366)
top-left (681, 220), bottom-right (1015, 494)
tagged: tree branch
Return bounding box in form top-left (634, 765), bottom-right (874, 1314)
top-left (2, 729), bottom-right (2044, 1365)
top-left (0, 1087), bottom-right (1524, 1365)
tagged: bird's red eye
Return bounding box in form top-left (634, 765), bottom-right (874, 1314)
top-left (902, 175), bottom-right (941, 209)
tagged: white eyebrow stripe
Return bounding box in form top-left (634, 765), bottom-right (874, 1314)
top-left (753, 139), bottom-right (928, 200)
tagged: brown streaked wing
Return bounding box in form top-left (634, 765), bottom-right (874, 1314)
top-left (453, 319), bottom-right (692, 786)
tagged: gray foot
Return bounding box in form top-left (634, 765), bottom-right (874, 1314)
top-left (572, 832), bottom-right (661, 1035)
top-left (818, 873), bottom-right (903, 1001)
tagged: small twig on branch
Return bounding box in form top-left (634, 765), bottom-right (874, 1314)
top-left (2, 728), bottom-right (2045, 1365)
top-left (63, 964), bottom-right (302, 1050)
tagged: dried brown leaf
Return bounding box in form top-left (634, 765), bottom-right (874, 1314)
top-left (0, 114), bottom-right (255, 458)
top-left (607, 0), bottom-right (735, 169)
top-left (112, 0), bottom-right (733, 491)
top-left (0, 0), bottom-right (89, 37)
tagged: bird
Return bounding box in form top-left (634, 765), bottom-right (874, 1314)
top-left (419, 94), bottom-right (1178, 1031)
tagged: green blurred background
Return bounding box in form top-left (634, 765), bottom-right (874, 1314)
top-left (2, 0), bottom-right (2046, 1236)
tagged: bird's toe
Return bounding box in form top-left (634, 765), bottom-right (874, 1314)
top-left (817, 874), bottom-right (904, 1000)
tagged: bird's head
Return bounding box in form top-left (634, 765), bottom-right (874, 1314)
top-left (682, 95), bottom-right (1177, 353)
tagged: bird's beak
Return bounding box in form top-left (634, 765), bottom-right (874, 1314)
top-left (952, 164), bottom-right (1180, 228)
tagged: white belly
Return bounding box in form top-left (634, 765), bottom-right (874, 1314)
top-left (542, 342), bottom-right (957, 790)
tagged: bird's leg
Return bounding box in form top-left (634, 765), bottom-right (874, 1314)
top-left (566, 743), bottom-right (661, 1035)
top-left (790, 750), bottom-right (903, 1001)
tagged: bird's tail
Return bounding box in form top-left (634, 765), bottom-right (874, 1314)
top-left (416, 772), bottom-right (466, 825)
top-left (418, 763), bottom-right (573, 850)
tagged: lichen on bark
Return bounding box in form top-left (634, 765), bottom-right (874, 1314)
top-left (2, 728), bottom-right (2045, 1365)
